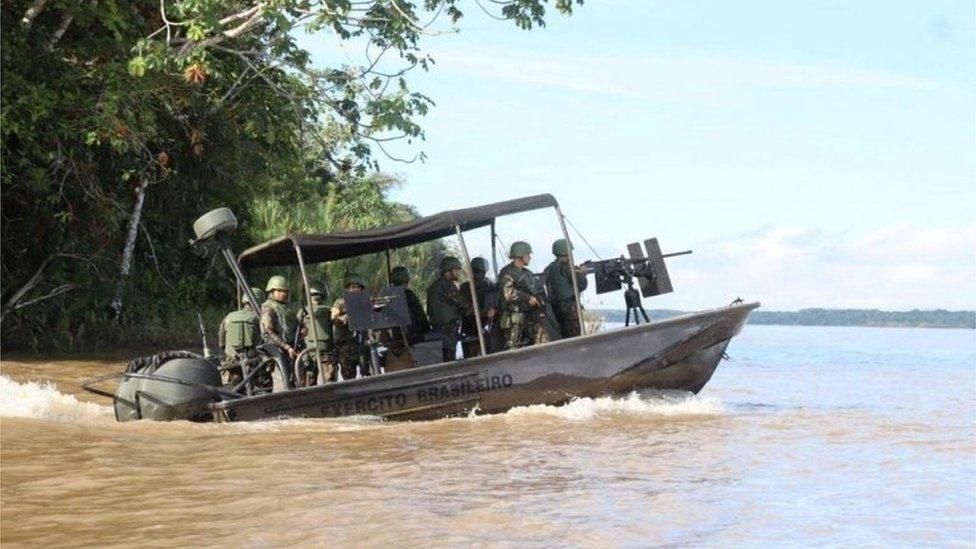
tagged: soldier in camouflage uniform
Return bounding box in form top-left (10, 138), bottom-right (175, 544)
top-left (460, 257), bottom-right (497, 356)
top-left (390, 266), bottom-right (430, 344)
top-left (425, 256), bottom-right (471, 362)
top-left (331, 273), bottom-right (366, 380)
top-left (260, 275), bottom-right (297, 359)
top-left (497, 241), bottom-right (551, 350)
top-left (544, 239), bottom-right (588, 338)
top-left (296, 284), bottom-right (334, 386)
top-left (217, 286), bottom-right (263, 384)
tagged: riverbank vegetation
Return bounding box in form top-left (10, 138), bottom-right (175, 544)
top-left (1, 0), bottom-right (581, 350)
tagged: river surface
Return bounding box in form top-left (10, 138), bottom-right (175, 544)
top-left (1, 325), bottom-right (974, 547)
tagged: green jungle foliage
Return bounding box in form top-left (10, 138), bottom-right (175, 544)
top-left (1, 0), bottom-right (580, 350)
top-left (246, 173), bottom-right (454, 302)
top-left (746, 308), bottom-right (976, 329)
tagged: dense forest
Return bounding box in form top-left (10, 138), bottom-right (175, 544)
top-left (591, 308), bottom-right (976, 329)
top-left (1, 0), bottom-right (582, 350)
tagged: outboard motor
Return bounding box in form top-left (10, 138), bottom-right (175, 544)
top-left (113, 354), bottom-right (223, 422)
top-left (82, 207), bottom-right (282, 421)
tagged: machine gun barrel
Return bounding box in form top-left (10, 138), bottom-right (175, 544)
top-left (579, 256), bottom-right (640, 275)
top-left (579, 249), bottom-right (692, 273)
top-left (578, 243), bottom-right (692, 298)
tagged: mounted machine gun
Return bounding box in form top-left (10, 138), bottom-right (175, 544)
top-left (580, 238), bottom-right (692, 326)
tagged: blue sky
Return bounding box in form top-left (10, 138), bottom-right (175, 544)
top-left (302, 1), bottom-right (975, 311)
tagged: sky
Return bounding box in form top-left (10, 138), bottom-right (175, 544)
top-left (301, 0), bottom-right (975, 311)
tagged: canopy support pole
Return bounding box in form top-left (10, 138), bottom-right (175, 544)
top-left (554, 206), bottom-right (586, 336)
top-left (218, 237), bottom-right (262, 315)
top-left (490, 220), bottom-right (499, 279)
top-left (455, 225), bottom-right (487, 356)
top-left (293, 241), bottom-right (323, 381)
top-left (385, 247), bottom-right (393, 284)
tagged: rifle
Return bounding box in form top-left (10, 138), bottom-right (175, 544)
top-left (524, 273), bottom-right (563, 341)
top-left (293, 308), bottom-right (306, 351)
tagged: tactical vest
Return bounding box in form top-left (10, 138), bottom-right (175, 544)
top-left (224, 308), bottom-right (259, 357)
top-left (545, 260), bottom-right (575, 302)
top-left (427, 278), bottom-right (461, 327)
top-left (498, 265), bottom-right (537, 313)
top-left (263, 299), bottom-right (293, 340)
top-left (302, 304), bottom-right (333, 349)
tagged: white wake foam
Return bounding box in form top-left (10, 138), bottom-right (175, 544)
top-left (0, 374), bottom-right (722, 427)
top-left (503, 390), bottom-right (724, 421)
top-left (0, 375), bottom-right (112, 424)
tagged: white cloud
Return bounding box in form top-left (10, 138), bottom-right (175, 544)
top-left (431, 50), bottom-right (628, 95)
top-left (431, 49), bottom-right (945, 102)
top-left (717, 224), bottom-right (972, 310)
top-left (581, 223), bottom-right (976, 311)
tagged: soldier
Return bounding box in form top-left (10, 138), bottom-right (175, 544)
top-left (332, 273), bottom-right (366, 379)
top-left (260, 275), bottom-right (297, 359)
top-left (296, 284), bottom-right (334, 386)
top-left (497, 241), bottom-right (553, 350)
top-left (426, 256), bottom-right (471, 362)
top-left (217, 286), bottom-right (263, 384)
top-left (390, 266), bottom-right (430, 344)
top-left (460, 257), bottom-right (497, 356)
top-left (544, 239), bottom-right (589, 338)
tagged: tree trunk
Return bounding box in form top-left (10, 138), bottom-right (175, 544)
top-left (21, 0), bottom-right (50, 27)
top-left (110, 179), bottom-right (148, 319)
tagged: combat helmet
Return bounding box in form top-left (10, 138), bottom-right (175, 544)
top-left (309, 284), bottom-right (326, 297)
top-left (552, 238), bottom-right (572, 257)
top-left (249, 287), bottom-right (264, 301)
top-left (440, 256), bottom-right (461, 271)
top-left (470, 257), bottom-right (488, 273)
top-left (265, 275), bottom-right (288, 292)
top-left (390, 266), bottom-right (410, 285)
top-left (509, 241), bottom-right (533, 259)
top-left (344, 272), bottom-right (366, 289)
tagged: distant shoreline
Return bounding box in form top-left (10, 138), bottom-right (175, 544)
top-left (590, 308), bottom-right (976, 329)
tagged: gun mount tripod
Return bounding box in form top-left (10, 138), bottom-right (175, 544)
top-left (622, 275), bottom-right (650, 326)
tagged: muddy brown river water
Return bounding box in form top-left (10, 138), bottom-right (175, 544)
top-left (2, 325), bottom-right (974, 547)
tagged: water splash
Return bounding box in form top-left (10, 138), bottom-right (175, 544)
top-left (0, 372), bottom-right (722, 428)
top-left (503, 390), bottom-right (724, 421)
top-left (0, 375), bottom-right (112, 425)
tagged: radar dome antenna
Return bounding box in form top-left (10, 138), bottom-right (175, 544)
top-left (190, 208), bottom-right (263, 315)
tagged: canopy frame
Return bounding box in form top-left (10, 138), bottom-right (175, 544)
top-left (239, 194), bottom-right (560, 268)
top-left (243, 193), bottom-right (586, 359)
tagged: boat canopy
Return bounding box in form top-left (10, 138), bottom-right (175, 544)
top-left (238, 194), bottom-right (559, 268)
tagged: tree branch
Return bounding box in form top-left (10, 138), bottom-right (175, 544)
top-left (139, 222), bottom-right (175, 290)
top-left (1, 253), bottom-right (89, 322)
top-left (13, 284), bottom-right (78, 311)
top-left (178, 3), bottom-right (267, 55)
top-left (219, 3), bottom-right (262, 25)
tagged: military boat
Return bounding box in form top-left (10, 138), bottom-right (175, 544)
top-left (82, 194), bottom-right (759, 422)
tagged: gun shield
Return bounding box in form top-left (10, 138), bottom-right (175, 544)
top-left (345, 286), bottom-right (412, 331)
top-left (640, 238), bottom-right (673, 297)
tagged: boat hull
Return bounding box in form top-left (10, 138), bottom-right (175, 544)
top-left (210, 302), bottom-right (758, 422)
